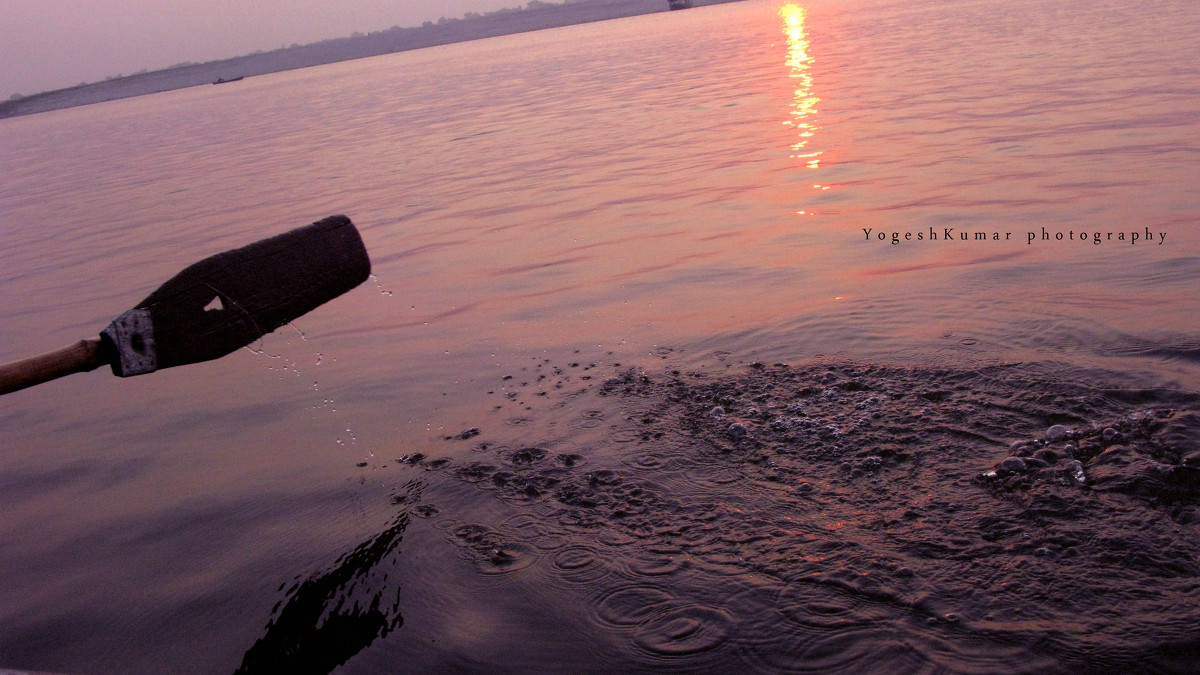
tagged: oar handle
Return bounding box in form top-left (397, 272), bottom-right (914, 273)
top-left (0, 339), bottom-right (107, 395)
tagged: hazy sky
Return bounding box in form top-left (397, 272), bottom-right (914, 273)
top-left (1, 0), bottom-right (533, 99)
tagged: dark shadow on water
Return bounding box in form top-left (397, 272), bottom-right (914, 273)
top-left (234, 482), bottom-right (419, 675)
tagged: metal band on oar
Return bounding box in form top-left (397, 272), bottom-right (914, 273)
top-left (0, 215), bottom-right (371, 396)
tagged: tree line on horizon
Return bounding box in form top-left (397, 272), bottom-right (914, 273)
top-left (8, 0), bottom-right (597, 101)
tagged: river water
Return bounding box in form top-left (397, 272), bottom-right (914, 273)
top-left (2, 0), bottom-right (1199, 672)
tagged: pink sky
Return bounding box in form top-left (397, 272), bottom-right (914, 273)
top-left (1, 0), bottom-right (535, 99)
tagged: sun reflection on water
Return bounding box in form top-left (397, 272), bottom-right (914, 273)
top-left (780, 4), bottom-right (821, 169)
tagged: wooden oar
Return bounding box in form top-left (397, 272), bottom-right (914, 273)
top-left (0, 215), bottom-right (371, 396)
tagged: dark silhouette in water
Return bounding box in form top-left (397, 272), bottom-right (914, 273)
top-left (234, 483), bottom-right (418, 674)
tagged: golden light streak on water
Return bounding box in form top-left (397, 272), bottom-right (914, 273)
top-left (780, 4), bottom-right (821, 169)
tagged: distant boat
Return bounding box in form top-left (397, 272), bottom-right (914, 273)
top-left (212, 76), bottom-right (244, 85)
top-left (668, 0), bottom-right (693, 9)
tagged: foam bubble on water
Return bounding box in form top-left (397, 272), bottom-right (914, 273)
top-left (1066, 459), bottom-right (1086, 483)
top-left (1046, 424), bottom-right (1069, 442)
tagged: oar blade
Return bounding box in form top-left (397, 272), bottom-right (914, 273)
top-left (103, 215), bottom-right (371, 376)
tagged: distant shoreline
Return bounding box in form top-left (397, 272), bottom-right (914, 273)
top-left (0, 0), bottom-right (740, 120)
